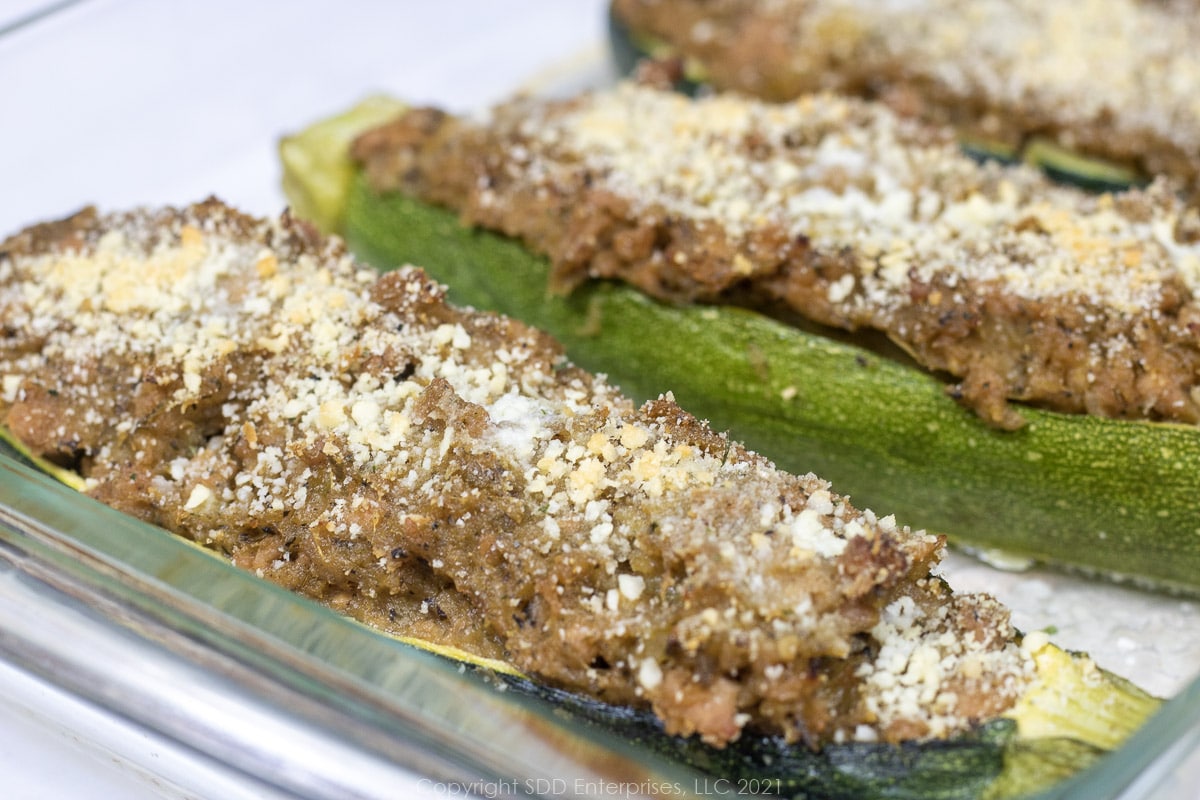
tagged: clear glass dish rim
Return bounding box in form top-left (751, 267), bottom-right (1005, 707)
top-left (0, 453), bottom-right (709, 798)
top-left (1, 448), bottom-right (1197, 800)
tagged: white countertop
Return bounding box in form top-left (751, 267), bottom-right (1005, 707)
top-left (1, 1), bottom-right (1197, 797)
top-left (0, 0), bottom-right (610, 235)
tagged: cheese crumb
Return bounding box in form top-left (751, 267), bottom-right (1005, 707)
top-left (183, 484), bottom-right (213, 511)
top-left (618, 573), bottom-right (646, 601)
top-left (638, 657), bottom-right (663, 690)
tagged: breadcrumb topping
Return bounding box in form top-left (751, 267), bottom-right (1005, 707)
top-left (528, 83), bottom-right (1199, 315)
top-left (0, 201), bottom-right (1032, 746)
top-left (613, 0), bottom-right (1200, 189)
top-left (756, 0), bottom-right (1200, 151)
top-left (354, 83), bottom-right (1200, 428)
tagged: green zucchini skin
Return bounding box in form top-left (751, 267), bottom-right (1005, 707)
top-left (492, 670), bottom-right (1027, 800)
top-left (345, 177), bottom-right (1200, 594)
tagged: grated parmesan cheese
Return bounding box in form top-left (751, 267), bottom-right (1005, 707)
top-left (0, 201), bottom-right (1036, 747)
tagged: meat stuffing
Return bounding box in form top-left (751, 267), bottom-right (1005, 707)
top-left (0, 200), bottom-right (1031, 747)
top-left (353, 83), bottom-right (1200, 429)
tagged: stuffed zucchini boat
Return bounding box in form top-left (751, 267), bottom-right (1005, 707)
top-left (608, 0), bottom-right (1200, 194)
top-left (0, 200), bottom-right (1161, 799)
top-left (279, 89), bottom-right (1200, 594)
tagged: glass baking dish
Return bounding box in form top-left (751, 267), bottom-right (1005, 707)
top-left (1, 2), bottom-right (1197, 795)
top-left (1, 438), bottom-right (1198, 799)
top-left (0, 447), bottom-right (709, 799)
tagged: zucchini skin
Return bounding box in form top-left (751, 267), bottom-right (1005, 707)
top-left (493, 670), bottom-right (1023, 800)
top-left (344, 178), bottom-right (1200, 594)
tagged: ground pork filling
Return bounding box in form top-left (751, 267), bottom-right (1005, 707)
top-left (610, 0), bottom-right (1200, 192)
top-left (0, 201), bottom-right (1032, 748)
top-left (353, 83), bottom-right (1200, 430)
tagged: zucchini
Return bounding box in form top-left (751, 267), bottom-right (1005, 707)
top-left (279, 94), bottom-right (409, 234)
top-left (495, 632), bottom-right (1161, 800)
top-left (0, 426), bottom-right (1164, 798)
top-left (279, 101), bottom-right (1200, 595)
top-left (348, 181), bottom-right (1200, 592)
top-left (0, 204), bottom-right (1166, 800)
top-left (605, 6), bottom-right (1146, 193)
top-left (275, 102), bottom-right (1171, 799)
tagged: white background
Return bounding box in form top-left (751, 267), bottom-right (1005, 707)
top-left (0, 1), bottom-right (1197, 798)
top-left (0, 0), bottom-right (609, 235)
